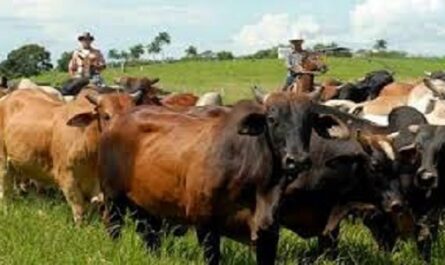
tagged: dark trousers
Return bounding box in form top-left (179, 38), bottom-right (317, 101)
top-left (61, 77), bottom-right (90, 96)
top-left (283, 72), bottom-right (297, 91)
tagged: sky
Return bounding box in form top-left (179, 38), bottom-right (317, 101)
top-left (0, 0), bottom-right (445, 61)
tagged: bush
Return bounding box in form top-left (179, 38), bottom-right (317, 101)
top-left (0, 44), bottom-right (53, 78)
top-left (57, 51), bottom-right (73, 72)
top-left (216, 51), bottom-right (234, 61)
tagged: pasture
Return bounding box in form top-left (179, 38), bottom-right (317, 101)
top-left (2, 57), bottom-right (445, 265)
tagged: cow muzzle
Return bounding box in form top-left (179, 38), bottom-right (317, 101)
top-left (416, 169), bottom-right (438, 189)
top-left (282, 154), bottom-right (312, 175)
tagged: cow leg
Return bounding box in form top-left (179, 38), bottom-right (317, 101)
top-left (0, 159), bottom-right (13, 202)
top-left (255, 223), bottom-right (279, 265)
top-left (196, 226), bottom-right (221, 265)
top-left (58, 176), bottom-right (86, 225)
top-left (103, 195), bottom-right (127, 240)
top-left (364, 213), bottom-right (397, 252)
top-left (318, 227), bottom-right (339, 259)
top-left (417, 212), bottom-right (440, 263)
top-left (128, 202), bottom-right (162, 251)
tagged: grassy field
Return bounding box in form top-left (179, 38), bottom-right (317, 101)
top-left (2, 57), bottom-right (445, 265)
top-left (34, 57), bottom-right (445, 103)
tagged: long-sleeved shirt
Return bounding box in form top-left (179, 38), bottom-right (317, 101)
top-left (286, 51), bottom-right (304, 70)
top-left (68, 48), bottom-right (106, 78)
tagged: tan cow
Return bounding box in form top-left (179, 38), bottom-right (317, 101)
top-left (349, 78), bottom-right (445, 125)
top-left (0, 88), bottom-right (140, 223)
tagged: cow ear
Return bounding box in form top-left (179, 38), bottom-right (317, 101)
top-left (313, 114), bottom-right (350, 139)
top-left (238, 113), bottom-right (266, 136)
top-left (398, 144), bottom-right (418, 164)
top-left (67, 112), bottom-right (98, 127)
top-left (325, 155), bottom-right (357, 168)
top-left (324, 203), bottom-right (376, 236)
top-left (355, 131), bottom-right (374, 155)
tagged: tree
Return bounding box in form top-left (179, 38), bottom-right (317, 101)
top-left (250, 47), bottom-right (279, 59)
top-left (200, 50), bottom-right (216, 60)
top-left (374, 39), bottom-right (388, 51)
top-left (148, 32), bottom-right (172, 61)
top-left (119, 50), bottom-right (130, 73)
top-left (0, 44), bottom-right (52, 78)
top-left (185, 45), bottom-right (198, 58)
top-left (147, 41), bottom-right (161, 60)
top-left (129, 44), bottom-right (145, 60)
top-left (108, 49), bottom-right (121, 61)
top-left (156, 32), bottom-right (171, 46)
top-left (57, 51), bottom-right (73, 72)
top-left (216, 51), bottom-right (234, 60)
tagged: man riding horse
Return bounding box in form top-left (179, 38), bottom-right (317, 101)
top-left (61, 32), bottom-right (107, 95)
top-left (284, 39), bottom-right (328, 93)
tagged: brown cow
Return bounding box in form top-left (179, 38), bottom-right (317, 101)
top-left (99, 90), bottom-right (349, 265)
top-left (0, 88), bottom-right (141, 223)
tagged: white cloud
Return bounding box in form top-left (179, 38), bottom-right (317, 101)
top-left (350, 0), bottom-right (445, 53)
top-left (233, 14), bottom-right (323, 52)
top-left (0, 1), bottom-right (211, 59)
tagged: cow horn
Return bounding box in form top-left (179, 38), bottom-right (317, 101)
top-left (408, 125), bottom-right (420, 134)
top-left (308, 86), bottom-right (324, 101)
top-left (130, 90), bottom-right (143, 102)
top-left (150, 78), bottom-right (160, 85)
top-left (378, 140), bottom-right (396, 161)
top-left (399, 143), bottom-right (416, 152)
top-left (85, 94), bottom-right (100, 106)
top-left (425, 71), bottom-right (432, 77)
top-left (335, 83), bottom-right (348, 90)
top-left (423, 78), bottom-right (443, 98)
top-left (251, 86), bottom-right (267, 103)
top-left (387, 132), bottom-right (400, 141)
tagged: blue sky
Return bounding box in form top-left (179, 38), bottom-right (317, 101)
top-left (1, 0), bottom-right (444, 61)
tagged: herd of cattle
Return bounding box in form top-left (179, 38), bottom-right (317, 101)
top-left (1, 70), bottom-right (445, 264)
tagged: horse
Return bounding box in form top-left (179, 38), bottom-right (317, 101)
top-left (287, 52), bottom-right (328, 95)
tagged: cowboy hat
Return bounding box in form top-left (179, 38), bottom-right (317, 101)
top-left (78, 32), bottom-right (95, 41)
top-left (289, 39), bottom-right (304, 45)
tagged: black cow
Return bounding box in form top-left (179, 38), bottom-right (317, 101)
top-left (395, 124), bottom-right (445, 262)
top-left (427, 71), bottom-right (445, 81)
top-left (219, 106), bottom-right (407, 261)
top-left (337, 70), bottom-right (394, 103)
top-left (362, 107), bottom-right (445, 262)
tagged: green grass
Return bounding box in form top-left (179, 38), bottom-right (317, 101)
top-left (34, 57), bottom-right (445, 103)
top-left (2, 193), bottom-right (443, 265)
top-left (2, 57), bottom-right (445, 264)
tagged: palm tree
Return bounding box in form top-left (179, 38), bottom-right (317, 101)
top-left (185, 45), bottom-right (198, 58)
top-left (157, 32), bottom-right (171, 45)
top-left (147, 41), bottom-right (161, 61)
top-left (373, 39), bottom-right (388, 52)
top-left (129, 44), bottom-right (145, 61)
top-left (154, 32), bottom-right (171, 61)
top-left (108, 49), bottom-right (121, 61)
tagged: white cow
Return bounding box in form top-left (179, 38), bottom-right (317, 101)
top-left (14, 79), bottom-right (65, 101)
top-left (196, 92), bottom-right (223, 106)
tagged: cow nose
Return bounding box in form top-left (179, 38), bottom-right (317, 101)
top-left (417, 170), bottom-right (437, 188)
top-left (390, 200), bottom-right (403, 213)
top-left (298, 155), bottom-right (313, 171)
top-left (284, 155), bottom-right (298, 171)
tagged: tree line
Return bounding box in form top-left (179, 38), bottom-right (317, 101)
top-left (0, 37), bottom-right (419, 79)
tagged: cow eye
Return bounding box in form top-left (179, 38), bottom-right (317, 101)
top-left (102, 113), bottom-right (111, 121)
top-left (267, 116), bottom-right (277, 125)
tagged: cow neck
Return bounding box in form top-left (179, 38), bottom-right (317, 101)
top-left (212, 120), bottom-right (274, 191)
top-left (295, 74), bottom-right (315, 95)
